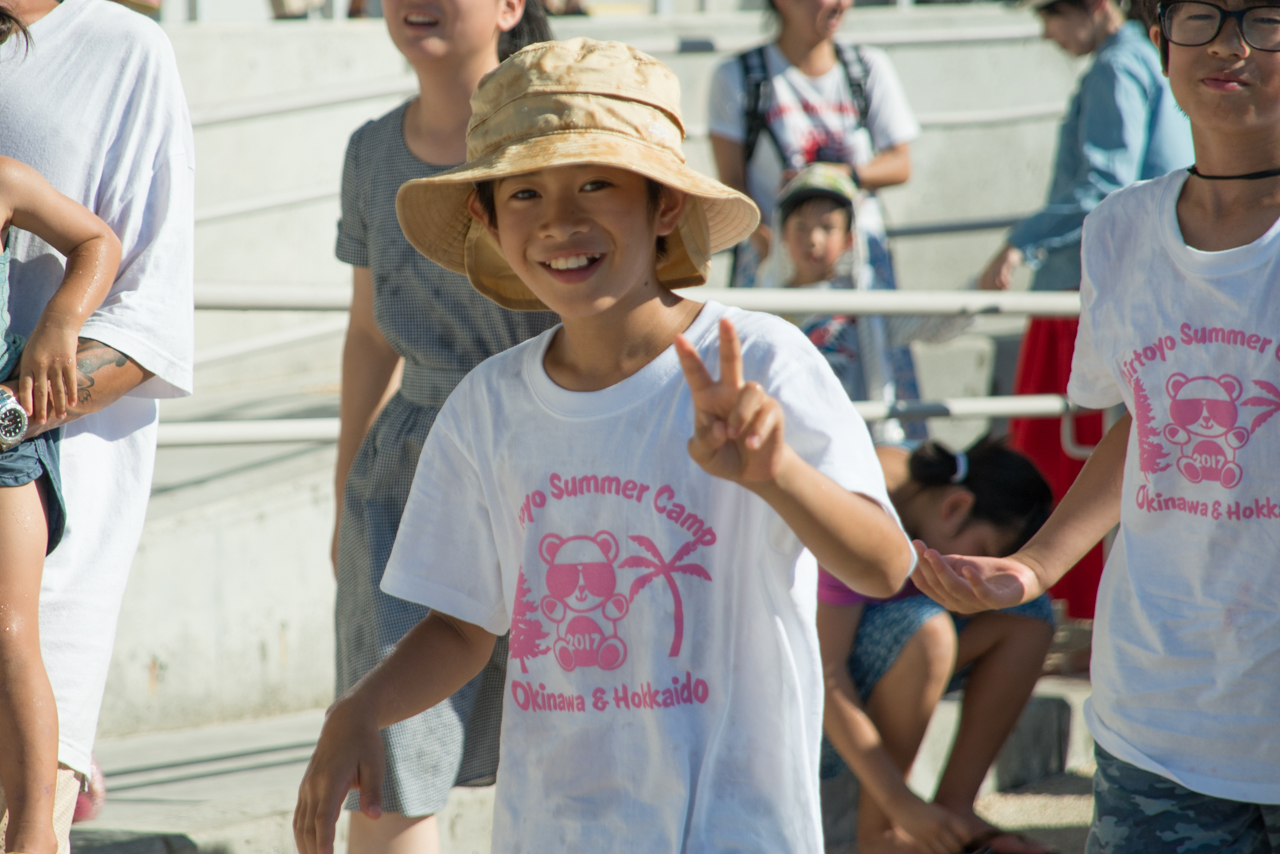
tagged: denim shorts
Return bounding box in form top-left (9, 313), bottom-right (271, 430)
top-left (1088, 744), bottom-right (1280, 854)
top-left (0, 427), bottom-right (65, 553)
top-left (819, 592), bottom-right (1054, 779)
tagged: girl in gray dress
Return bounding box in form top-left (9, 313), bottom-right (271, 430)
top-left (330, 1), bottom-right (556, 850)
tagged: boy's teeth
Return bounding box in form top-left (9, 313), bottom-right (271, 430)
top-left (406, 14), bottom-right (437, 23)
top-left (548, 255), bottom-right (599, 270)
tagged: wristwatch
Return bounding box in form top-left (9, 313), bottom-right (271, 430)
top-left (0, 386), bottom-right (28, 452)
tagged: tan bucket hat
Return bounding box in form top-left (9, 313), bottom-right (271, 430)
top-left (395, 38), bottom-right (760, 311)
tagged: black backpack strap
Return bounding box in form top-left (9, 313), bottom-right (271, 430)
top-left (738, 46), bottom-right (775, 166)
top-left (834, 43), bottom-right (871, 134)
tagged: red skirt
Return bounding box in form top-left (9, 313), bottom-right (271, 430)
top-left (1009, 317), bottom-right (1104, 620)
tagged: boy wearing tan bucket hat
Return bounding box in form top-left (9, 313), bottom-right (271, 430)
top-left (294, 38), bottom-right (914, 854)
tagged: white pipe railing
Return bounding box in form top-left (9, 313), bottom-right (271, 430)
top-left (156, 394), bottom-right (1070, 446)
top-left (683, 288), bottom-right (1080, 317)
top-left (194, 285), bottom-right (1080, 316)
top-left (194, 316), bottom-right (351, 365)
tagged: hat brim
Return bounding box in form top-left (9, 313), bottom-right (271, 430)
top-left (396, 131), bottom-right (760, 311)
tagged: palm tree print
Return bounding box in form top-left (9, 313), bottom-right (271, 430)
top-left (619, 536), bottom-right (711, 658)
top-left (1242, 379), bottom-right (1280, 433)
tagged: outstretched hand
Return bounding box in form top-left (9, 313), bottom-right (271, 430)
top-left (294, 697), bottom-right (386, 854)
top-left (675, 317), bottom-right (787, 485)
top-left (911, 541), bottom-right (1044, 614)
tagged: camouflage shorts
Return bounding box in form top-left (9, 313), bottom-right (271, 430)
top-left (1087, 745), bottom-right (1280, 854)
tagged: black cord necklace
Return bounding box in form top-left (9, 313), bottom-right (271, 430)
top-left (1188, 165), bottom-right (1280, 181)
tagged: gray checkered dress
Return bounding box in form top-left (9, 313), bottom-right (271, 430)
top-left (334, 102), bottom-right (558, 817)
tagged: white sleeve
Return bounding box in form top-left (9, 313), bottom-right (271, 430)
top-left (80, 29), bottom-right (195, 399)
top-left (707, 57), bottom-right (748, 144)
top-left (1067, 217), bottom-right (1125, 409)
top-left (381, 392), bottom-right (511, 635)
top-left (861, 48), bottom-right (920, 152)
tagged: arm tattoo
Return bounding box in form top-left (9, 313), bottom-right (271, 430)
top-left (76, 338), bottom-right (130, 405)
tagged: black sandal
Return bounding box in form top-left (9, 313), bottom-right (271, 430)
top-left (960, 827), bottom-right (1060, 854)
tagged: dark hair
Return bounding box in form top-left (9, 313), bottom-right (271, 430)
top-left (472, 177), bottom-right (670, 258)
top-left (1039, 0), bottom-right (1150, 24)
top-left (499, 0), bottom-right (551, 62)
top-left (0, 3), bottom-right (30, 50)
top-left (780, 195), bottom-right (854, 234)
top-left (909, 437), bottom-right (1054, 554)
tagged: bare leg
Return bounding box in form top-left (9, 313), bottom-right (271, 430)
top-left (347, 811), bottom-right (440, 854)
top-left (934, 612), bottom-right (1053, 854)
top-left (0, 481), bottom-right (57, 854)
top-left (857, 612), bottom-right (956, 853)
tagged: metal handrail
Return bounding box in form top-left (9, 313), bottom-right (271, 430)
top-left (193, 285), bottom-right (1080, 316)
top-left (156, 394), bottom-right (1070, 446)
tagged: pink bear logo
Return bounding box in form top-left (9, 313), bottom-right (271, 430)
top-left (539, 531), bottom-right (629, 672)
top-left (1163, 374), bottom-right (1250, 488)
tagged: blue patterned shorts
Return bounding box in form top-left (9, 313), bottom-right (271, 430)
top-left (1088, 745), bottom-right (1280, 854)
top-left (819, 593), bottom-right (1054, 779)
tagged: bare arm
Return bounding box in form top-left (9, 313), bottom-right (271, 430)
top-left (710, 134), bottom-right (772, 261)
top-left (676, 318), bottom-right (913, 599)
top-left (2, 339), bottom-right (151, 438)
top-left (850, 143), bottom-right (910, 192)
top-left (752, 452), bottom-right (912, 598)
top-left (294, 611), bottom-right (496, 854)
top-left (914, 412), bottom-right (1130, 612)
top-left (333, 266), bottom-right (402, 571)
top-left (0, 156), bottom-right (122, 424)
top-left (817, 603), bottom-right (968, 854)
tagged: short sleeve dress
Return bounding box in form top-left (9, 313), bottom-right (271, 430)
top-left (334, 102), bottom-right (559, 816)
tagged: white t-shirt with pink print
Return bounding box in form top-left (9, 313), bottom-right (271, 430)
top-left (1069, 170), bottom-right (1280, 804)
top-left (382, 300), bottom-right (906, 851)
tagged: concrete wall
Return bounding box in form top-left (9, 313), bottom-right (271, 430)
top-left (99, 7), bottom-right (1081, 735)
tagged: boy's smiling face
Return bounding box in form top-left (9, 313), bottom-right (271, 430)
top-left (1164, 0), bottom-right (1280, 135)
top-left (468, 164), bottom-right (687, 320)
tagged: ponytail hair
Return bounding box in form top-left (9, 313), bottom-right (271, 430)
top-left (909, 437), bottom-right (1054, 554)
top-left (499, 0), bottom-right (551, 62)
top-left (0, 3), bottom-right (30, 50)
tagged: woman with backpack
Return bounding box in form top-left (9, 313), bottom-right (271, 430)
top-left (707, 0), bottom-right (924, 441)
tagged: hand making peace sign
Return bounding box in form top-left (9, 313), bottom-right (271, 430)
top-left (675, 317), bottom-right (788, 485)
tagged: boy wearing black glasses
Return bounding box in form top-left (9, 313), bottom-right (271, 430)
top-left (912, 0), bottom-right (1280, 849)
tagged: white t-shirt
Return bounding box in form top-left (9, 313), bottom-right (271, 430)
top-left (0, 0), bottom-right (194, 775)
top-left (383, 301), bottom-right (907, 851)
top-left (1069, 171), bottom-right (1280, 804)
top-left (707, 43), bottom-right (920, 236)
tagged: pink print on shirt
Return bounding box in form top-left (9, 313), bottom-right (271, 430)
top-left (539, 531), bottom-right (631, 672)
top-left (1119, 323), bottom-right (1280, 517)
top-left (507, 472), bottom-right (720, 716)
top-left (619, 537), bottom-right (711, 658)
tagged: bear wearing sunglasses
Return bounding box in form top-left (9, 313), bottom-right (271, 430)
top-left (539, 531), bottom-right (629, 672)
top-left (1163, 373), bottom-right (1251, 488)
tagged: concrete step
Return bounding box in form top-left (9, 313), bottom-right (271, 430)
top-left (76, 677), bottom-right (1089, 854)
top-left (75, 709), bottom-right (493, 854)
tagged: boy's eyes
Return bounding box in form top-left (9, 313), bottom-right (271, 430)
top-left (504, 179), bottom-right (613, 201)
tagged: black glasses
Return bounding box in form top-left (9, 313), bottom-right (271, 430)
top-left (1160, 2), bottom-right (1280, 51)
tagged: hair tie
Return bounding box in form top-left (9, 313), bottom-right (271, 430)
top-left (950, 451), bottom-right (969, 484)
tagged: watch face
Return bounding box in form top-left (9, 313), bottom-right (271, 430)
top-left (0, 406), bottom-right (24, 443)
